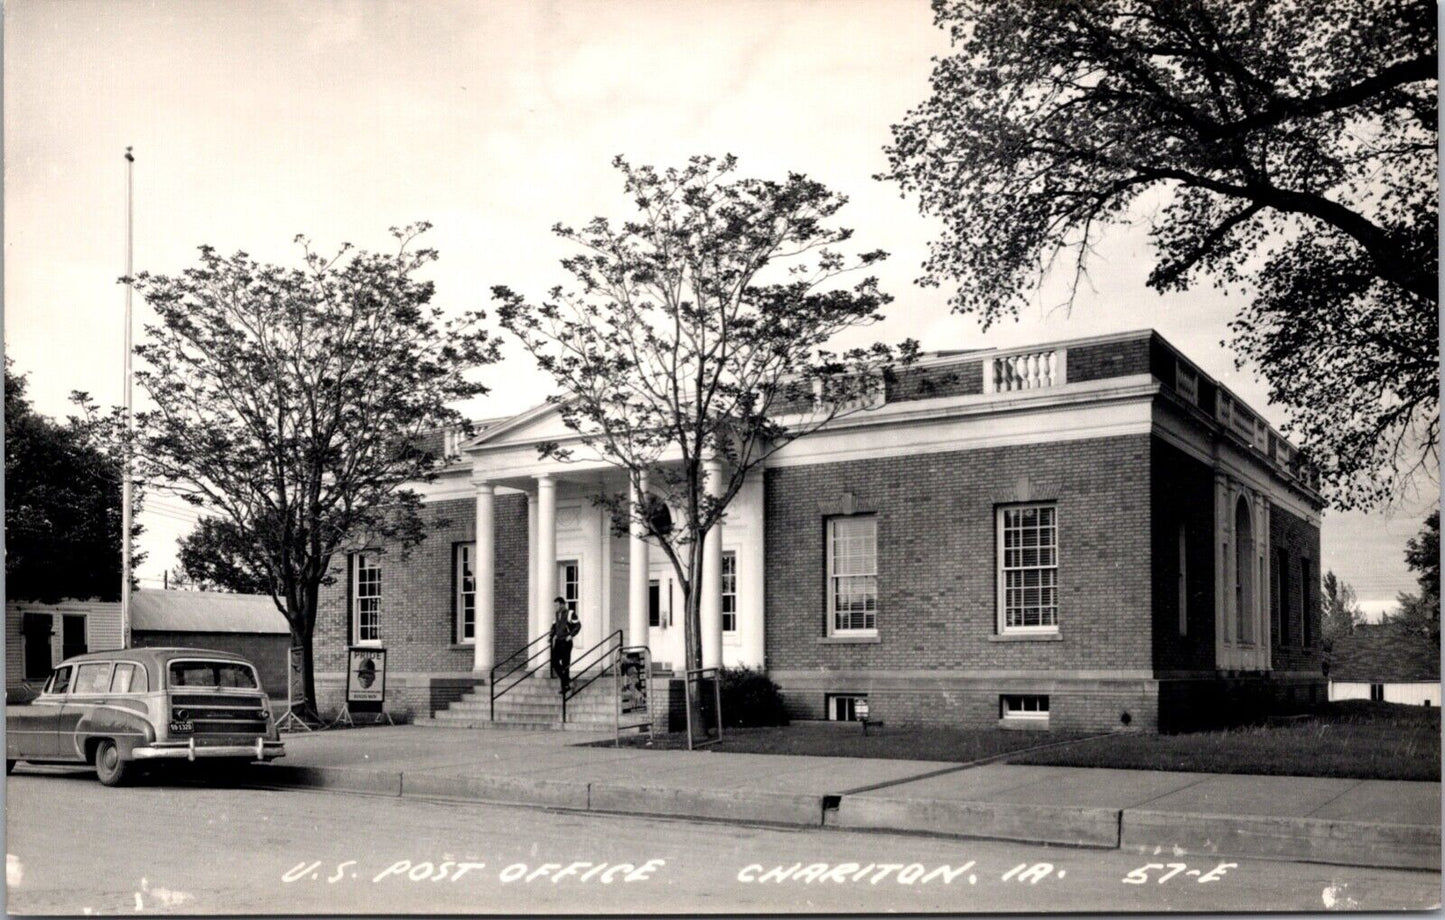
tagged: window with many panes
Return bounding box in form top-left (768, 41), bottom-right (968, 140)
top-left (558, 560), bottom-right (580, 615)
top-left (997, 504), bottom-right (1058, 633)
top-left (721, 551), bottom-right (737, 633)
top-left (1000, 694), bottom-right (1049, 723)
top-left (353, 552), bottom-right (381, 644)
top-left (828, 516), bottom-right (877, 634)
top-left (456, 543), bottom-right (477, 643)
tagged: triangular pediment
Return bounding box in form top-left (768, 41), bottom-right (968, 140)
top-left (461, 399), bottom-right (578, 450)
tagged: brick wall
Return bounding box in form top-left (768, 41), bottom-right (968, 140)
top-left (886, 360), bottom-right (984, 402)
top-left (314, 492), bottom-right (531, 678)
top-left (763, 435), bottom-right (1154, 679)
top-left (1067, 336), bottom-right (1152, 383)
top-left (1150, 438), bottom-right (1218, 672)
top-left (1270, 503), bottom-right (1323, 674)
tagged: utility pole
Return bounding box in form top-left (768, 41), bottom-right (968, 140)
top-left (121, 146), bottom-right (135, 648)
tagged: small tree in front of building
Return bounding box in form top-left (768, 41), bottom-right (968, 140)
top-left (495, 155), bottom-right (918, 728)
top-left (129, 224), bottom-right (498, 717)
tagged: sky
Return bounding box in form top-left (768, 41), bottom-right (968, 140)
top-left (4, 0), bottom-right (1434, 612)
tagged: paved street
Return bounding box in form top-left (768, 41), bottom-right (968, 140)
top-left (6, 768), bottom-right (1439, 915)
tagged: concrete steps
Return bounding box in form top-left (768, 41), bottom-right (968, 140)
top-left (426, 674), bottom-right (626, 730)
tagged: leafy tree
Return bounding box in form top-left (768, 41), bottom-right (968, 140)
top-left (881, 0), bottom-right (1437, 509)
top-left (1403, 509), bottom-right (1439, 601)
top-left (4, 361), bottom-right (144, 602)
top-left (128, 225), bottom-right (497, 715)
top-left (495, 156), bottom-right (917, 726)
top-left (1320, 569), bottom-right (1364, 642)
top-left (174, 517), bottom-right (271, 595)
top-left (1389, 510), bottom-right (1439, 642)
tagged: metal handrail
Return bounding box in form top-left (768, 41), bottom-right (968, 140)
top-left (488, 633), bottom-right (552, 721)
top-left (562, 630), bottom-right (623, 723)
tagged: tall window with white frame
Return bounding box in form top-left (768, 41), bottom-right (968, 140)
top-left (721, 551), bottom-right (738, 634)
top-left (998, 504), bottom-right (1058, 634)
top-left (456, 543), bottom-right (477, 643)
top-left (828, 515), bottom-right (877, 635)
top-left (557, 560), bottom-right (580, 615)
top-left (353, 552), bottom-right (381, 645)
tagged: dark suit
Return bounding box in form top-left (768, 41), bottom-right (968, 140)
top-left (549, 610), bottom-right (579, 692)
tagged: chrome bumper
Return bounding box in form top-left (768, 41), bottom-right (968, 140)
top-left (132, 737), bottom-right (286, 762)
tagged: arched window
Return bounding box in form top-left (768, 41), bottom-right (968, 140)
top-left (1234, 496), bottom-right (1253, 644)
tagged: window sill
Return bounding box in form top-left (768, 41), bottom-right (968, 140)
top-left (818, 635), bottom-right (881, 645)
top-left (450, 643), bottom-right (476, 651)
top-left (989, 632), bottom-right (1062, 642)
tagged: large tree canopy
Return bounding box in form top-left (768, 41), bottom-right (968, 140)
top-left (882, 0), bottom-right (1437, 508)
top-left (4, 362), bottom-right (143, 603)
top-left (130, 224), bottom-right (497, 714)
top-left (496, 155), bottom-right (916, 696)
top-left (174, 517), bottom-right (272, 596)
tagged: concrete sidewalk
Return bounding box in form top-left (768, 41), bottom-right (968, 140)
top-left (248, 725), bottom-right (1440, 871)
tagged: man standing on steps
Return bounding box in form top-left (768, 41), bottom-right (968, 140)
top-left (549, 595), bottom-right (581, 695)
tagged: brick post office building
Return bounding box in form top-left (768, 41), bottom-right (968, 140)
top-left (313, 329), bottom-right (1325, 731)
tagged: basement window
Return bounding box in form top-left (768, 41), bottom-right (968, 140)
top-left (827, 694), bottom-right (867, 722)
top-left (1000, 694), bottom-right (1049, 726)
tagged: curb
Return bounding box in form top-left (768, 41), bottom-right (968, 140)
top-left (402, 771), bottom-right (590, 810)
top-left (827, 795), bottom-right (1122, 848)
top-left (1121, 808), bottom-right (1442, 872)
top-left (589, 782), bottom-right (824, 827)
top-left (251, 764), bottom-right (403, 797)
top-left (246, 763), bottom-right (1441, 870)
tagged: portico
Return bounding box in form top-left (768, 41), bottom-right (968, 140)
top-left (464, 411), bottom-right (766, 676)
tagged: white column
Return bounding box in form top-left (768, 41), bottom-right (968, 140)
top-left (536, 474), bottom-right (557, 642)
top-left (1213, 471), bottom-right (1229, 669)
top-left (628, 474), bottom-right (650, 649)
top-left (700, 459), bottom-right (724, 669)
top-left (472, 482), bottom-right (495, 673)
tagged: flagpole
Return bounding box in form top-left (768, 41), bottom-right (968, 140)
top-left (121, 145), bottom-right (135, 648)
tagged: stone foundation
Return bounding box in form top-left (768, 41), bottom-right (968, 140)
top-left (770, 670), bottom-right (1160, 732)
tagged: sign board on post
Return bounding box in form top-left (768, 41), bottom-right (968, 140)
top-left (345, 647), bottom-right (386, 714)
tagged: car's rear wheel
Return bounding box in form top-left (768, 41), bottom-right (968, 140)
top-left (5, 760), bottom-right (14, 775)
top-left (94, 739), bottom-right (130, 787)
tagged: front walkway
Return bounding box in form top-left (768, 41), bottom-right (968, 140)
top-left (253, 725), bottom-right (1440, 870)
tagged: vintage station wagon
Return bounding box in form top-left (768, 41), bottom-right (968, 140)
top-left (6, 647), bottom-right (285, 785)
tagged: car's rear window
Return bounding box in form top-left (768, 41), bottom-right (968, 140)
top-left (167, 660), bottom-right (259, 690)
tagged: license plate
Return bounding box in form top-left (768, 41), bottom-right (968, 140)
top-left (169, 720), bottom-right (194, 733)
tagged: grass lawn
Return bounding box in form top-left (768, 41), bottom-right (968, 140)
top-left (594, 702), bottom-right (1439, 781)
top-left (594, 721), bottom-right (1097, 762)
top-left (1007, 701), bottom-right (1440, 781)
